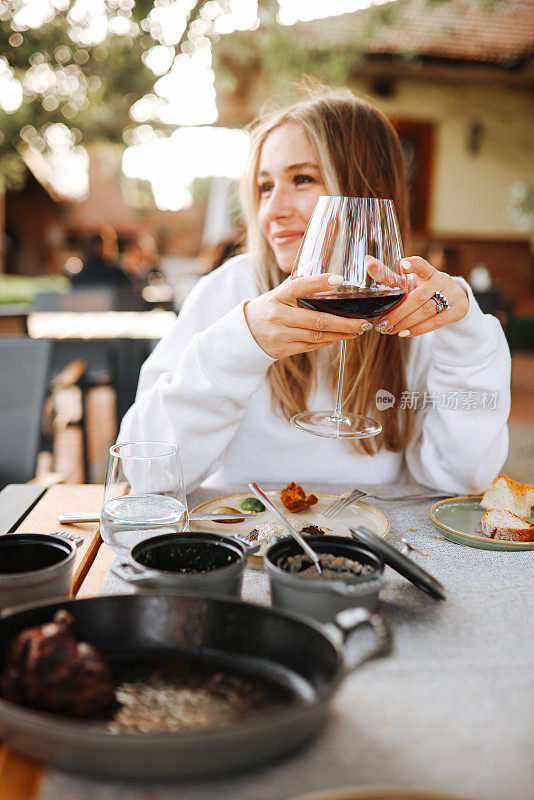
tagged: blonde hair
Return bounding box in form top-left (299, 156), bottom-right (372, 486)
top-left (241, 87), bottom-right (412, 454)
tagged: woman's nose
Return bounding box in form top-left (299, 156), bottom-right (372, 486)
top-left (265, 184), bottom-right (293, 220)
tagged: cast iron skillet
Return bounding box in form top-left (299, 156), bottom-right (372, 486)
top-left (0, 594), bottom-right (391, 781)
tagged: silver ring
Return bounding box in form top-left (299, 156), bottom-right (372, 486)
top-left (431, 291), bottom-right (450, 314)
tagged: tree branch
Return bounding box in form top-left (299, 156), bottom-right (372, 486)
top-left (175, 0), bottom-right (207, 55)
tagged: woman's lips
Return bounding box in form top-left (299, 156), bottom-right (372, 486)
top-left (272, 231), bottom-right (303, 246)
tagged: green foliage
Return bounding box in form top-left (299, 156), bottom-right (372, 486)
top-left (213, 1), bottom-right (411, 92)
top-left (0, 150), bottom-right (26, 191)
top-left (0, 0), bottom-right (229, 188)
top-left (0, 274), bottom-right (70, 304)
top-left (261, 31), bottom-right (362, 86)
top-left (190, 176), bottom-right (213, 205)
top-left (121, 175), bottom-right (156, 211)
top-left (0, 2), bottom-right (154, 185)
top-left (507, 182), bottom-right (534, 234)
top-left (214, 28), bottom-right (361, 91)
top-left (1, 0), bottom-right (510, 194)
top-left (213, 0), bottom-right (507, 93)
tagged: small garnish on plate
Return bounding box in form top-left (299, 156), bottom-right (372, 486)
top-left (212, 506), bottom-right (245, 524)
top-left (247, 520), bottom-right (329, 544)
top-left (240, 497), bottom-right (266, 513)
top-left (281, 482), bottom-right (318, 513)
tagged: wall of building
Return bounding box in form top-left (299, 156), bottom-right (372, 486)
top-left (341, 75), bottom-right (533, 309)
top-left (5, 175), bottom-right (60, 274)
top-left (352, 77), bottom-right (534, 241)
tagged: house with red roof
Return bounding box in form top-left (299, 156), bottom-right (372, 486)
top-left (216, 0), bottom-right (534, 311)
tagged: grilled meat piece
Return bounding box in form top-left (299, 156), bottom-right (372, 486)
top-left (0, 609), bottom-right (115, 717)
top-left (281, 482), bottom-right (318, 513)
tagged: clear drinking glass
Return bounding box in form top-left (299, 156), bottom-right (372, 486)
top-left (291, 196), bottom-right (407, 439)
top-left (100, 441), bottom-right (189, 553)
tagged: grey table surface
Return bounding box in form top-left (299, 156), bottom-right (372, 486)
top-left (40, 483), bottom-right (534, 800)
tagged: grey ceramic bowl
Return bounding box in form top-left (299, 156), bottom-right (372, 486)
top-left (265, 535), bottom-right (386, 623)
top-left (111, 531), bottom-right (259, 597)
top-left (0, 533), bottom-right (76, 613)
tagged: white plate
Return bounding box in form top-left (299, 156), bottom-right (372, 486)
top-left (191, 490), bottom-right (389, 569)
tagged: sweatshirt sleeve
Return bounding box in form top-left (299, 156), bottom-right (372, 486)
top-left (117, 268), bottom-right (275, 492)
top-left (404, 277), bottom-right (511, 494)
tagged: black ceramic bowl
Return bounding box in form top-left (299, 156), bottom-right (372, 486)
top-left (111, 531), bottom-right (258, 597)
top-left (0, 533), bottom-right (76, 612)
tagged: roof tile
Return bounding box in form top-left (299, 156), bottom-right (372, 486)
top-left (294, 0), bottom-right (534, 65)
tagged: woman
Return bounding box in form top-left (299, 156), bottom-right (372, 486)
top-left (118, 89), bottom-right (510, 494)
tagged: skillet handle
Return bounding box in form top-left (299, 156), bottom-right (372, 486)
top-left (111, 560), bottom-right (160, 585)
top-left (334, 607), bottom-right (392, 672)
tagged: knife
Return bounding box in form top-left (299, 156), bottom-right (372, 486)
top-left (58, 512), bottom-right (256, 524)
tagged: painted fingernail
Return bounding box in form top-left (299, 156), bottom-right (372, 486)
top-left (364, 254), bottom-right (375, 265)
top-left (400, 260), bottom-right (412, 271)
top-left (328, 274), bottom-right (343, 285)
top-left (375, 320), bottom-right (392, 333)
top-left (398, 329), bottom-right (411, 337)
top-left (356, 321), bottom-right (374, 335)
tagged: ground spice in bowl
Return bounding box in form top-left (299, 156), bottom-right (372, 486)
top-left (277, 552), bottom-right (375, 580)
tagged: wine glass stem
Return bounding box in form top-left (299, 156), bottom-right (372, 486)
top-left (332, 340), bottom-right (347, 421)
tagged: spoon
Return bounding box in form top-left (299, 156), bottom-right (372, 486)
top-left (248, 482), bottom-right (323, 577)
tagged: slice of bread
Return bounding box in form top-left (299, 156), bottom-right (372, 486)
top-left (480, 474), bottom-right (534, 518)
top-left (481, 509), bottom-right (534, 542)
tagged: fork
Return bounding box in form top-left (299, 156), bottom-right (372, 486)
top-left (322, 488), bottom-right (450, 519)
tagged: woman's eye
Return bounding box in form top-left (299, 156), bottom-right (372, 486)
top-left (294, 174), bottom-right (314, 186)
top-left (258, 182), bottom-right (273, 196)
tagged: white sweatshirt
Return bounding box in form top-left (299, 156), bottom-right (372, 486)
top-left (118, 254), bottom-right (511, 494)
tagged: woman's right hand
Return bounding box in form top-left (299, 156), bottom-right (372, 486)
top-left (244, 274), bottom-right (371, 360)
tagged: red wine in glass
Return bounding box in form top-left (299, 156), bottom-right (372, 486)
top-left (298, 287), bottom-right (406, 319)
top-left (290, 196), bottom-right (407, 439)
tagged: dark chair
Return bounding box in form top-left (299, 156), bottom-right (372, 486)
top-left (0, 338), bottom-right (52, 487)
top-left (0, 303), bottom-right (31, 336)
top-left (40, 340), bottom-right (112, 483)
top-left (473, 289), bottom-right (515, 342)
top-left (33, 289), bottom-right (122, 482)
top-left (31, 291), bottom-right (165, 479)
top-left (33, 287), bottom-right (148, 390)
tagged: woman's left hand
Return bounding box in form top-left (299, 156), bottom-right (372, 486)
top-left (373, 257), bottom-right (469, 337)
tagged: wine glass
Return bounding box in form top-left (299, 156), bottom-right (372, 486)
top-left (291, 196), bottom-right (407, 439)
top-left (100, 441), bottom-right (189, 553)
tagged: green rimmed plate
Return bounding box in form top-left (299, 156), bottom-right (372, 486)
top-left (429, 496), bottom-right (534, 551)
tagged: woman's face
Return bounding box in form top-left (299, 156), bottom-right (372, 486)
top-left (257, 122), bottom-right (327, 274)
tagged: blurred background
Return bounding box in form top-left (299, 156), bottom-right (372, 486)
top-left (0, 0), bottom-right (533, 486)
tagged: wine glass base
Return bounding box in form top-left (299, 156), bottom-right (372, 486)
top-left (290, 411), bottom-right (382, 440)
